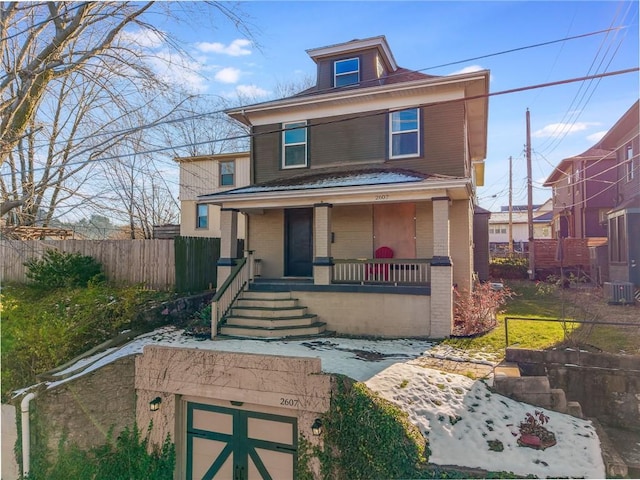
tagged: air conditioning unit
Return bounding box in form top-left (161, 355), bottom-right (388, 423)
top-left (604, 282), bottom-right (635, 305)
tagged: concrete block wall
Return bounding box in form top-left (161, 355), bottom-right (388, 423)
top-left (28, 357), bottom-right (136, 454)
top-left (331, 205), bottom-right (373, 258)
top-left (506, 348), bottom-right (640, 428)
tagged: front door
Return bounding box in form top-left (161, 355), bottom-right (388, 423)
top-left (186, 402), bottom-right (297, 480)
top-left (285, 208), bottom-right (313, 277)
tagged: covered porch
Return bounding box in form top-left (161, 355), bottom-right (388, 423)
top-left (204, 171), bottom-right (474, 339)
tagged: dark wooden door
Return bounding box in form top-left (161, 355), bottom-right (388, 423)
top-left (285, 208), bottom-right (313, 277)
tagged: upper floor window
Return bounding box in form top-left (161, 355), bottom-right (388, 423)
top-left (389, 108), bottom-right (420, 158)
top-left (282, 121), bottom-right (307, 168)
top-left (626, 144), bottom-right (634, 182)
top-left (334, 58), bottom-right (359, 87)
top-left (196, 204), bottom-right (208, 229)
top-left (219, 160), bottom-right (235, 186)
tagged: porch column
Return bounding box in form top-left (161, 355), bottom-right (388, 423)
top-left (216, 208), bottom-right (239, 289)
top-left (431, 197), bottom-right (453, 338)
top-left (313, 203), bottom-right (333, 285)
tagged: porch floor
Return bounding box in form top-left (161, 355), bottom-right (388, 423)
top-left (250, 278), bottom-right (430, 295)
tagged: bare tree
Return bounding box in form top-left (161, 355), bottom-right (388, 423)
top-left (0, 1), bottom-right (255, 227)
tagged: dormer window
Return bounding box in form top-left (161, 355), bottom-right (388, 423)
top-left (334, 58), bottom-right (359, 87)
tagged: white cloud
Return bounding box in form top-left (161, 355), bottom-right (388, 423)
top-left (120, 28), bottom-right (166, 49)
top-left (449, 64), bottom-right (485, 75)
top-left (147, 51), bottom-right (208, 93)
top-left (532, 122), bottom-right (598, 138)
top-left (235, 84), bottom-right (270, 98)
top-left (196, 39), bottom-right (252, 56)
top-left (586, 130), bottom-right (608, 143)
top-left (215, 67), bottom-right (241, 84)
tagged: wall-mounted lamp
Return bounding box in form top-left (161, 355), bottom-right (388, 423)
top-left (149, 397), bottom-right (162, 411)
top-left (311, 418), bottom-right (323, 436)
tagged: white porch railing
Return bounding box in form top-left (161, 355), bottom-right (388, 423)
top-left (332, 258), bottom-right (431, 285)
top-left (211, 254), bottom-right (252, 337)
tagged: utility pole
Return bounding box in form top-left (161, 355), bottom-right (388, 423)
top-left (508, 156), bottom-right (513, 253)
top-left (526, 109), bottom-right (535, 280)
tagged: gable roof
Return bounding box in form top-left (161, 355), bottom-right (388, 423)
top-left (543, 147), bottom-right (615, 186)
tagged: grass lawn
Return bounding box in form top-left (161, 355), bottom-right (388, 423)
top-left (0, 282), bottom-right (175, 400)
top-left (443, 280), bottom-right (637, 356)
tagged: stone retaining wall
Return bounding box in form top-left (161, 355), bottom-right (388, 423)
top-left (506, 348), bottom-right (640, 428)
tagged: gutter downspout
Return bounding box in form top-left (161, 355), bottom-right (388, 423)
top-left (21, 392), bottom-right (36, 478)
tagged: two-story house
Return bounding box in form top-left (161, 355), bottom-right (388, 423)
top-left (488, 201), bottom-right (553, 253)
top-left (597, 100), bottom-right (639, 290)
top-left (200, 36), bottom-right (489, 339)
top-left (176, 152), bottom-right (250, 238)
top-left (543, 148), bottom-right (617, 240)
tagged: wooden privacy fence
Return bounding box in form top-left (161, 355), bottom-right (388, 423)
top-left (1, 239), bottom-right (175, 290)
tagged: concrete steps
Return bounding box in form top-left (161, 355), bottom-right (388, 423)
top-left (220, 291), bottom-right (327, 339)
top-left (493, 362), bottom-right (577, 416)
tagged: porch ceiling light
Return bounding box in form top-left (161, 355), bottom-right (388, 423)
top-left (311, 418), bottom-right (323, 436)
top-left (150, 397), bottom-right (162, 411)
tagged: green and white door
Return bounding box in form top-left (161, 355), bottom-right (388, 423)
top-left (186, 402), bottom-right (297, 480)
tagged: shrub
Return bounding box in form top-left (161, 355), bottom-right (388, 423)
top-left (27, 423), bottom-right (175, 480)
top-left (25, 250), bottom-right (105, 288)
top-left (489, 256), bottom-right (528, 279)
top-left (454, 282), bottom-right (513, 336)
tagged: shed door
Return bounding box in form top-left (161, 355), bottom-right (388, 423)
top-left (186, 403), bottom-right (297, 480)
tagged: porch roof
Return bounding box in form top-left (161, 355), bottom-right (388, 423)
top-left (198, 167), bottom-right (471, 207)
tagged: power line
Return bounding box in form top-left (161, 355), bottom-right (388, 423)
top-left (2, 66), bottom-right (638, 180)
top-left (1, 25), bottom-right (628, 153)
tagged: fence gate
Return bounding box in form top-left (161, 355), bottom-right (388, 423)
top-left (186, 402), bottom-right (297, 480)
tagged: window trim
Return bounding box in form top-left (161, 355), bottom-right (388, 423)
top-left (219, 160), bottom-right (235, 187)
top-left (626, 144), bottom-right (634, 182)
top-left (389, 108), bottom-right (420, 159)
top-left (196, 203), bottom-right (208, 229)
top-left (282, 121), bottom-right (308, 169)
top-left (334, 57), bottom-right (360, 87)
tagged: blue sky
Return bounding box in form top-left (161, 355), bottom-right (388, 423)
top-left (147, 1), bottom-right (639, 211)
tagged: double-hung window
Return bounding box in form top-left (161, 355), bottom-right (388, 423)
top-left (389, 108), bottom-right (420, 158)
top-left (196, 204), bottom-right (208, 229)
top-left (219, 160), bottom-right (235, 186)
top-left (334, 58), bottom-right (359, 87)
top-left (282, 121), bottom-right (307, 168)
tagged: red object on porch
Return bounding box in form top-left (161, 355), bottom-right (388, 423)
top-left (367, 246), bottom-right (394, 281)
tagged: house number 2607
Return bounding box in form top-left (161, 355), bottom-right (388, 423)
top-left (375, 194), bottom-right (389, 200)
top-left (280, 397), bottom-right (301, 407)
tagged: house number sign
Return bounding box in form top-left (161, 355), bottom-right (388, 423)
top-left (375, 194), bottom-right (389, 200)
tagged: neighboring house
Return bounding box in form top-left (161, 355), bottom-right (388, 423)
top-left (596, 100), bottom-right (640, 289)
top-left (176, 152), bottom-right (249, 238)
top-left (199, 36), bottom-right (490, 339)
top-left (488, 201), bottom-right (553, 252)
top-left (543, 148), bottom-right (617, 239)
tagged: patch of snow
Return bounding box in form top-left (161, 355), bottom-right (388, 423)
top-left (28, 327), bottom-right (606, 478)
top-left (365, 361), bottom-right (605, 478)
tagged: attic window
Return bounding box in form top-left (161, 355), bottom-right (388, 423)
top-left (334, 58), bottom-right (359, 87)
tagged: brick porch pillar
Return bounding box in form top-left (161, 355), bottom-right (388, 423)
top-left (313, 203), bottom-right (333, 285)
top-left (216, 208), bottom-right (239, 289)
top-left (431, 197), bottom-right (453, 338)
